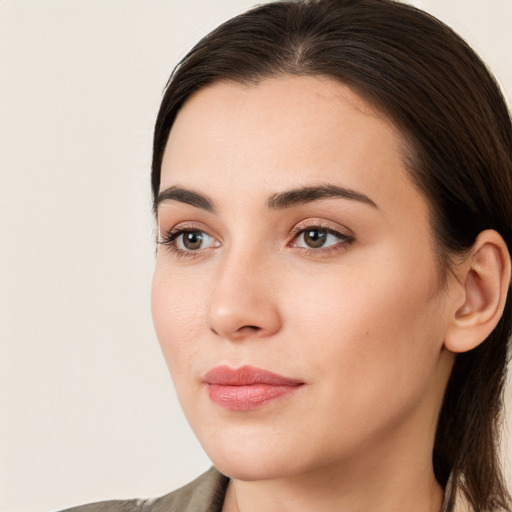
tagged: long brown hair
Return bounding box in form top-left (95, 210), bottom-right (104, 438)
top-left (152, 1), bottom-right (512, 510)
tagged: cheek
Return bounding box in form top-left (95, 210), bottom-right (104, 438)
top-left (284, 250), bottom-right (446, 420)
top-left (151, 263), bottom-right (205, 382)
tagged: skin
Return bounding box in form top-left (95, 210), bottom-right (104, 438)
top-left (151, 75), bottom-right (461, 512)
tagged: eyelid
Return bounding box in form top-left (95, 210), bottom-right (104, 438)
top-left (158, 220), bottom-right (210, 241)
top-left (289, 218), bottom-right (354, 240)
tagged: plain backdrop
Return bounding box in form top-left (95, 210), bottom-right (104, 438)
top-left (1, 1), bottom-right (511, 511)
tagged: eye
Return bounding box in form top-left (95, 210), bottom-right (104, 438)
top-left (158, 227), bottom-right (219, 256)
top-left (290, 225), bottom-right (354, 252)
top-left (175, 230), bottom-right (215, 251)
top-left (296, 228), bottom-right (336, 249)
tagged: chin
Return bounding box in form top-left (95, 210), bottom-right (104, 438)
top-left (196, 424), bottom-right (328, 482)
top-left (210, 452), bottom-right (300, 482)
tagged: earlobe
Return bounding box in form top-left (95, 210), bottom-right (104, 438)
top-left (444, 230), bottom-right (511, 353)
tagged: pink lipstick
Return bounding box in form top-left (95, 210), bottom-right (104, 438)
top-left (203, 365), bottom-right (304, 411)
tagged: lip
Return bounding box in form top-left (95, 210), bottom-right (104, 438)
top-left (203, 365), bottom-right (304, 411)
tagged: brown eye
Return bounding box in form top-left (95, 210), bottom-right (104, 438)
top-left (303, 229), bottom-right (328, 248)
top-left (158, 227), bottom-right (220, 256)
top-left (168, 229), bottom-right (217, 252)
top-left (291, 225), bottom-right (353, 252)
top-left (181, 231), bottom-right (205, 250)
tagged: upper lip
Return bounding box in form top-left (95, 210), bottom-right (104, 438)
top-left (203, 365), bottom-right (304, 386)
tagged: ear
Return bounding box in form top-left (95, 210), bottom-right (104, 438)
top-left (444, 230), bottom-right (511, 353)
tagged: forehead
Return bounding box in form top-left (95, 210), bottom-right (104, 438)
top-left (160, 75), bottom-right (425, 222)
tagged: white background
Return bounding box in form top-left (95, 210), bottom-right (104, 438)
top-left (1, 1), bottom-right (511, 511)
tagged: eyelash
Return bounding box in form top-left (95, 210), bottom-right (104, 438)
top-left (158, 222), bottom-right (355, 259)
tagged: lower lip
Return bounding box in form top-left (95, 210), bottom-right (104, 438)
top-left (206, 383), bottom-right (302, 411)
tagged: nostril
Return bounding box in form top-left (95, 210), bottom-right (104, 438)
top-left (244, 325), bottom-right (261, 331)
top-left (209, 325), bottom-right (259, 337)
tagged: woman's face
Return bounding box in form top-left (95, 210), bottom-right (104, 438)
top-left (152, 76), bottom-right (455, 480)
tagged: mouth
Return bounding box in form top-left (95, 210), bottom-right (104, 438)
top-left (202, 365), bottom-right (304, 411)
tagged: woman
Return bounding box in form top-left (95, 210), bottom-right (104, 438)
top-left (67, 0), bottom-right (512, 511)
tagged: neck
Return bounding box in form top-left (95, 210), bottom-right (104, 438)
top-left (225, 456), bottom-right (443, 512)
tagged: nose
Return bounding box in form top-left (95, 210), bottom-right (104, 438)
top-left (205, 248), bottom-right (282, 341)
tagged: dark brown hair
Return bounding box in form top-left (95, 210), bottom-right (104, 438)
top-left (152, 1), bottom-right (512, 510)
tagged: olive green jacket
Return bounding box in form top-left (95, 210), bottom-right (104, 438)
top-left (60, 468), bottom-right (229, 512)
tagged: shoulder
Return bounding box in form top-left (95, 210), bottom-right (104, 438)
top-left (60, 467), bottom-right (229, 512)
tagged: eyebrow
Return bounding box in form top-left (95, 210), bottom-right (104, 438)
top-left (155, 186), bottom-right (216, 214)
top-left (155, 183), bottom-right (377, 214)
top-left (266, 184), bottom-right (377, 209)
